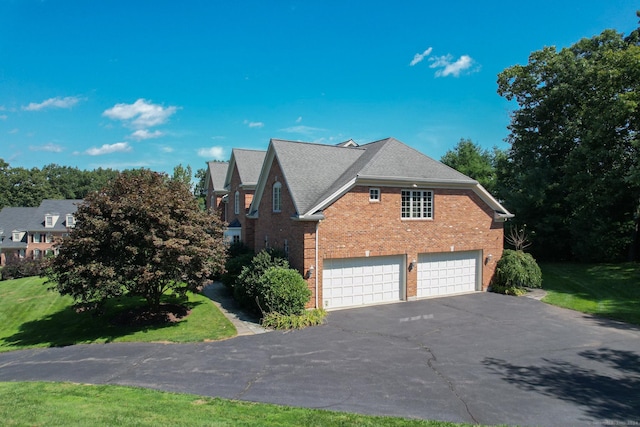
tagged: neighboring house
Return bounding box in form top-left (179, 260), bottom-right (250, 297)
top-left (223, 148), bottom-right (266, 248)
top-left (0, 199), bottom-right (82, 266)
top-left (246, 137), bottom-right (513, 310)
top-left (203, 161), bottom-right (229, 220)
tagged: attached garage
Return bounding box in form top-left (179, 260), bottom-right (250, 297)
top-left (322, 255), bottom-right (405, 310)
top-left (417, 251), bottom-right (481, 298)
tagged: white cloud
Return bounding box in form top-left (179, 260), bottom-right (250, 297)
top-left (409, 47), bottom-right (433, 66)
top-left (429, 54), bottom-right (476, 77)
top-left (197, 146), bottom-right (225, 160)
top-left (29, 143), bottom-right (63, 153)
top-left (280, 125), bottom-right (327, 136)
top-left (160, 145), bottom-right (174, 153)
top-left (296, 116), bottom-right (303, 123)
top-left (130, 129), bottom-right (163, 140)
top-left (244, 120), bottom-right (264, 128)
top-left (85, 142), bottom-right (132, 156)
top-left (0, 114), bottom-right (7, 120)
top-left (23, 96), bottom-right (84, 111)
top-left (103, 99), bottom-right (178, 129)
top-left (9, 128), bottom-right (19, 134)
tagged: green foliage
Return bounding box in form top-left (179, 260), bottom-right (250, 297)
top-left (1, 257), bottom-right (45, 280)
top-left (171, 163), bottom-right (193, 190)
top-left (234, 249), bottom-right (289, 311)
top-left (440, 139), bottom-right (502, 193)
top-left (492, 250), bottom-right (542, 294)
top-left (262, 308), bottom-right (327, 330)
top-left (45, 169), bottom-right (228, 311)
top-left (497, 20), bottom-right (640, 261)
top-left (0, 159), bottom-right (119, 209)
top-left (256, 267), bottom-right (311, 316)
top-left (220, 243), bottom-right (254, 290)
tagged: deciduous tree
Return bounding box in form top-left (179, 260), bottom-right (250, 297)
top-left (46, 169), bottom-right (227, 310)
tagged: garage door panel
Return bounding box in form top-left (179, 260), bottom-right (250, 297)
top-left (417, 251), bottom-right (479, 298)
top-left (323, 256), bottom-right (403, 310)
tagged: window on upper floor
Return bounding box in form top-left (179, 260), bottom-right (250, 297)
top-left (401, 190), bottom-right (433, 219)
top-left (66, 214), bottom-right (75, 227)
top-left (369, 188), bottom-right (380, 202)
top-left (12, 231), bottom-right (21, 242)
top-left (273, 182), bottom-right (282, 212)
top-left (33, 233), bottom-right (41, 243)
top-left (45, 233), bottom-right (52, 243)
top-left (234, 191), bottom-right (240, 215)
top-left (45, 215), bottom-right (54, 228)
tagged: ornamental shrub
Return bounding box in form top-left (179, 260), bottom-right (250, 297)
top-left (220, 243), bottom-right (254, 290)
top-left (256, 267), bottom-right (311, 316)
top-left (262, 308), bottom-right (327, 329)
top-left (234, 249), bottom-right (289, 311)
top-left (492, 249), bottom-right (542, 294)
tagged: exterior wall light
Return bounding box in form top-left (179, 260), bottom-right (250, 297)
top-left (485, 254), bottom-right (493, 265)
top-left (408, 259), bottom-right (417, 271)
top-left (306, 265), bottom-right (315, 279)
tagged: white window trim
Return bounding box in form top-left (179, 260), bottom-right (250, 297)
top-left (33, 233), bottom-right (41, 243)
top-left (401, 189), bottom-right (433, 220)
top-left (66, 214), bottom-right (75, 227)
top-left (234, 191), bottom-right (240, 215)
top-left (273, 182), bottom-right (282, 212)
top-left (369, 188), bottom-right (380, 202)
top-left (45, 215), bottom-right (54, 228)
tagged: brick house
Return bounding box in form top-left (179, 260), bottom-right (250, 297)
top-left (223, 148), bottom-right (266, 248)
top-left (0, 199), bottom-right (81, 266)
top-left (245, 138), bottom-right (513, 310)
top-left (203, 161), bottom-right (229, 220)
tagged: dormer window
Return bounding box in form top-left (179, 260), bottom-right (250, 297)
top-left (12, 231), bottom-right (21, 242)
top-left (273, 182), bottom-right (282, 212)
top-left (66, 214), bottom-right (75, 227)
top-left (45, 214), bottom-right (54, 228)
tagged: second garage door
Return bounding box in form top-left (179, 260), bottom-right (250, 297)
top-left (417, 251), bottom-right (480, 298)
top-left (322, 256), bottom-right (404, 310)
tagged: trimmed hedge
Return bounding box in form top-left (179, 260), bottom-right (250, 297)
top-left (257, 267), bottom-right (311, 316)
top-left (233, 249), bottom-right (289, 311)
top-left (491, 249), bottom-right (542, 295)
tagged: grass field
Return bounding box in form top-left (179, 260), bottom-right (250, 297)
top-left (0, 276), bottom-right (236, 353)
top-left (541, 263), bottom-right (640, 325)
top-left (0, 382), bottom-right (477, 427)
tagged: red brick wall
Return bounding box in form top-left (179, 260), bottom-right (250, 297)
top-left (316, 186), bottom-right (503, 304)
top-left (228, 167), bottom-right (255, 245)
top-left (253, 163), bottom-right (504, 308)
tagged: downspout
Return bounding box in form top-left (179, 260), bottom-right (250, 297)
top-left (315, 220), bottom-right (319, 309)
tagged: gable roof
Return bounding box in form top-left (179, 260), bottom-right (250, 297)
top-left (204, 161), bottom-right (229, 195)
top-left (0, 207), bottom-right (37, 249)
top-left (28, 199), bottom-right (83, 231)
top-left (250, 137), bottom-right (513, 221)
top-left (224, 148), bottom-right (267, 189)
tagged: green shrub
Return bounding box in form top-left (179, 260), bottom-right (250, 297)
top-left (492, 249), bottom-right (542, 295)
top-left (219, 243), bottom-right (254, 290)
top-left (234, 249), bottom-right (289, 311)
top-left (1, 257), bottom-right (45, 281)
top-left (262, 308), bottom-right (327, 329)
top-left (256, 267), bottom-right (311, 316)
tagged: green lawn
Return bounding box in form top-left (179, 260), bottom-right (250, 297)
top-left (0, 276), bottom-right (236, 353)
top-left (0, 382), bottom-right (478, 427)
top-left (541, 263), bottom-right (640, 325)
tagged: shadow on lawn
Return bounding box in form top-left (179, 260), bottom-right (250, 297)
top-left (483, 348), bottom-right (640, 423)
top-left (2, 297), bottom-right (203, 349)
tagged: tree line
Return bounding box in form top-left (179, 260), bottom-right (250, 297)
top-left (442, 13), bottom-right (640, 262)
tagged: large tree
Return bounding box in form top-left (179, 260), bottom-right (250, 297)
top-left (46, 169), bottom-right (227, 310)
top-left (497, 18), bottom-right (640, 262)
top-left (440, 138), bottom-right (502, 194)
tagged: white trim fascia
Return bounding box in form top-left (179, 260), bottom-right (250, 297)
top-left (291, 213), bottom-right (325, 221)
top-left (302, 177), bottom-right (357, 217)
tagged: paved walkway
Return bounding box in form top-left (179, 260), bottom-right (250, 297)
top-left (201, 282), bottom-right (268, 335)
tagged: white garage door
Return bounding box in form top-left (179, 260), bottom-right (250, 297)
top-left (322, 256), bottom-right (404, 309)
top-left (417, 251), bottom-right (480, 298)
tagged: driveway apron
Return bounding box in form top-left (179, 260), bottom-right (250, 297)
top-left (0, 292), bottom-right (638, 427)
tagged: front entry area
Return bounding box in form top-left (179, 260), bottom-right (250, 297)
top-left (417, 251), bottom-right (481, 298)
top-left (322, 255), bottom-right (405, 310)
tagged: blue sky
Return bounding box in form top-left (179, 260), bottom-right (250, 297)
top-left (1, 1), bottom-right (638, 175)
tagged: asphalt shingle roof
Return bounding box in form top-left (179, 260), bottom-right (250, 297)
top-left (269, 137), bottom-right (477, 215)
top-left (0, 207), bottom-right (36, 249)
top-left (207, 161), bottom-right (229, 192)
top-left (233, 149), bottom-right (267, 186)
top-left (28, 199), bottom-right (83, 232)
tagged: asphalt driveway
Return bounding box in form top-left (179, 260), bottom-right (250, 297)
top-left (1, 292), bottom-right (639, 426)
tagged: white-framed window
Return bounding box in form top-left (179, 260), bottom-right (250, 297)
top-left (273, 182), bottom-right (282, 212)
top-left (19, 249), bottom-right (25, 259)
top-left (45, 233), bottom-right (53, 243)
top-left (232, 235), bottom-right (240, 244)
top-left (33, 249), bottom-right (41, 260)
top-left (66, 214), bottom-right (75, 227)
top-left (45, 249), bottom-right (54, 257)
top-left (45, 215), bottom-right (54, 228)
top-left (369, 188), bottom-right (380, 202)
top-left (234, 191), bottom-right (240, 215)
top-left (12, 231), bottom-right (21, 242)
top-left (401, 190), bottom-right (433, 219)
top-left (33, 233), bottom-right (41, 243)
